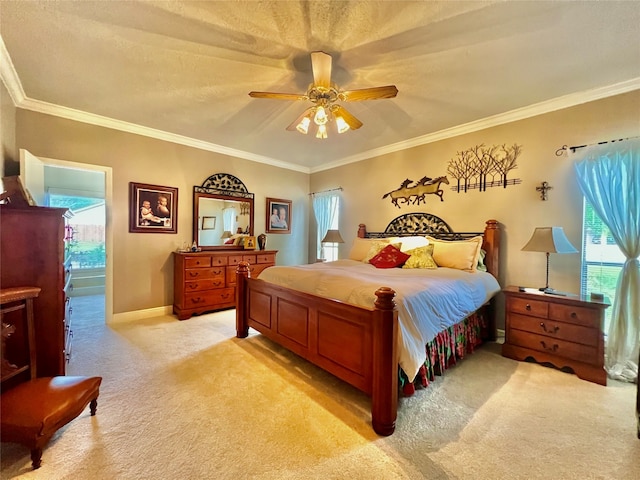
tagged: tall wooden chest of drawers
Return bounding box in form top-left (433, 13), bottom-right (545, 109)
top-left (173, 250), bottom-right (277, 320)
top-left (502, 286), bottom-right (609, 385)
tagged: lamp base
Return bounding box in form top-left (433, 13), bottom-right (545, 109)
top-left (539, 287), bottom-right (566, 296)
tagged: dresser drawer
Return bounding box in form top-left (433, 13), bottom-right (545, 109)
top-left (185, 277), bottom-right (226, 292)
top-left (185, 256), bottom-right (212, 268)
top-left (507, 296), bottom-right (548, 318)
top-left (185, 267), bottom-right (224, 280)
top-left (509, 329), bottom-right (598, 365)
top-left (548, 303), bottom-right (600, 328)
top-left (509, 313), bottom-right (599, 346)
top-left (256, 253), bottom-right (276, 264)
top-left (185, 288), bottom-right (235, 307)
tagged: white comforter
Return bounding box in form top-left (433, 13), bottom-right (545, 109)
top-left (257, 260), bottom-right (500, 382)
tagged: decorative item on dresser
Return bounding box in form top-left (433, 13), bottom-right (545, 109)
top-left (173, 250), bottom-right (277, 320)
top-left (0, 204), bottom-right (74, 377)
top-left (502, 286), bottom-right (610, 385)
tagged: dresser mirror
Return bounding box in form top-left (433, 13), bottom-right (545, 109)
top-left (193, 174), bottom-right (254, 250)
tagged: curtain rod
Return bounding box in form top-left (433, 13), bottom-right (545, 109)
top-left (555, 135), bottom-right (639, 156)
top-left (309, 187), bottom-right (343, 196)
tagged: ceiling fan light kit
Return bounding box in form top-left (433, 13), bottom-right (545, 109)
top-left (249, 51), bottom-right (398, 139)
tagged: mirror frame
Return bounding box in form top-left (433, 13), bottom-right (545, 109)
top-left (193, 174), bottom-right (254, 250)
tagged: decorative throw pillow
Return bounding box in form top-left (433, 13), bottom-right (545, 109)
top-left (426, 235), bottom-right (484, 272)
top-left (402, 244), bottom-right (437, 269)
top-left (362, 240), bottom-right (402, 263)
top-left (369, 244), bottom-right (411, 269)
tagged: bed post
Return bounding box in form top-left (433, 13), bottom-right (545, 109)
top-left (236, 261), bottom-right (250, 338)
top-left (482, 219), bottom-right (500, 341)
top-left (371, 286), bottom-right (398, 436)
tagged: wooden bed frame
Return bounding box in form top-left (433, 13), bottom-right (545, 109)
top-left (236, 213), bottom-right (500, 436)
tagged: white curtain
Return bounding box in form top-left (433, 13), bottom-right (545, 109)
top-left (223, 207), bottom-right (236, 233)
top-left (574, 137), bottom-right (640, 383)
top-left (312, 191), bottom-right (340, 260)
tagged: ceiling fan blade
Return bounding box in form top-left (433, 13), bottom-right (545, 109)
top-left (311, 51), bottom-right (332, 88)
top-left (333, 105), bottom-right (363, 130)
top-left (340, 85), bottom-right (398, 102)
top-left (249, 91), bottom-right (306, 101)
top-left (286, 107), bottom-right (315, 131)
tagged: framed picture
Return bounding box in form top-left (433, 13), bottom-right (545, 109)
top-left (244, 236), bottom-right (257, 250)
top-left (201, 216), bottom-right (216, 230)
top-left (129, 182), bottom-right (178, 234)
top-left (265, 197), bottom-right (292, 234)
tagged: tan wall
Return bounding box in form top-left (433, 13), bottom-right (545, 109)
top-left (310, 90), bottom-right (640, 327)
top-left (1, 81), bottom-right (17, 177)
top-left (15, 110), bottom-right (309, 314)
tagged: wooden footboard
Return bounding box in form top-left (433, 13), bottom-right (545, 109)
top-left (236, 262), bottom-right (399, 436)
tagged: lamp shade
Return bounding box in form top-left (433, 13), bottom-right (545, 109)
top-left (221, 230), bottom-right (233, 239)
top-left (521, 227), bottom-right (578, 254)
top-left (321, 229), bottom-right (344, 243)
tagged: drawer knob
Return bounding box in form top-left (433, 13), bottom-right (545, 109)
top-left (570, 312), bottom-right (577, 319)
top-left (539, 322), bottom-right (559, 334)
top-left (191, 297), bottom-right (203, 304)
top-left (525, 304), bottom-right (531, 311)
top-left (540, 340), bottom-right (558, 353)
top-left (189, 271), bottom-right (198, 277)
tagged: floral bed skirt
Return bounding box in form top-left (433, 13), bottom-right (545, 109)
top-left (400, 312), bottom-right (487, 396)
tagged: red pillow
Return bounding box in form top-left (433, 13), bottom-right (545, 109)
top-left (369, 244), bottom-right (411, 269)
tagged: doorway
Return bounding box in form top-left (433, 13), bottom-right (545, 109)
top-left (19, 150), bottom-right (113, 324)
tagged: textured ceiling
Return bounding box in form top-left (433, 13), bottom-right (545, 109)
top-left (1, 1), bottom-right (639, 172)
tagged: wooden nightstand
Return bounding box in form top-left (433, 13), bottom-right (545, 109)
top-left (502, 286), bottom-right (609, 385)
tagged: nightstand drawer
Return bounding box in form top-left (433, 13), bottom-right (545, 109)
top-left (509, 329), bottom-right (598, 365)
top-left (548, 303), bottom-right (600, 328)
top-left (509, 313), bottom-right (599, 346)
top-left (507, 296), bottom-right (548, 318)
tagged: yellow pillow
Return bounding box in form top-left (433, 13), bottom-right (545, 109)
top-left (362, 240), bottom-right (402, 263)
top-left (402, 244), bottom-right (437, 269)
top-left (348, 238), bottom-right (381, 261)
top-left (426, 235), bottom-right (483, 272)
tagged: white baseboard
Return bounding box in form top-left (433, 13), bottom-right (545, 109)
top-left (110, 305), bottom-right (173, 324)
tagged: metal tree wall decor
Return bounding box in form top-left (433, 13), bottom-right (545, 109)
top-left (447, 143), bottom-right (522, 193)
top-left (382, 175), bottom-right (449, 208)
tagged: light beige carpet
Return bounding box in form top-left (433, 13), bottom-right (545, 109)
top-left (1, 309), bottom-right (638, 479)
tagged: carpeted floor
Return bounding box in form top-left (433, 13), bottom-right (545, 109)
top-left (1, 304), bottom-right (638, 479)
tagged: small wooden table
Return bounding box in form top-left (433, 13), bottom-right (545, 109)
top-left (502, 286), bottom-right (609, 385)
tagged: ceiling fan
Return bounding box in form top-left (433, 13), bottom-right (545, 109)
top-left (248, 51), bottom-right (398, 139)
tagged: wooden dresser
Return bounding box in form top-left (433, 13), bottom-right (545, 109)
top-left (0, 205), bottom-right (71, 377)
top-left (502, 285), bottom-right (609, 385)
top-left (173, 250), bottom-right (277, 320)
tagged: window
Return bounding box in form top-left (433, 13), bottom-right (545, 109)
top-left (581, 200), bottom-right (624, 335)
top-left (312, 192), bottom-right (340, 262)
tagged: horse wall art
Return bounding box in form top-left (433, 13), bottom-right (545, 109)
top-left (382, 176), bottom-right (449, 208)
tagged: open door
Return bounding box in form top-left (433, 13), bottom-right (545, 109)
top-left (19, 149), bottom-right (46, 206)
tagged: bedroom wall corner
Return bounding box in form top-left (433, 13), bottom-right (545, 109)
top-left (0, 80), bottom-right (17, 178)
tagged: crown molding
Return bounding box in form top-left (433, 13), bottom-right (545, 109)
top-left (311, 78), bottom-right (640, 173)
top-left (0, 35), bottom-right (26, 105)
top-left (17, 97), bottom-right (310, 173)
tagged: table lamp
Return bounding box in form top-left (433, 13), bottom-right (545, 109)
top-left (521, 226), bottom-right (578, 294)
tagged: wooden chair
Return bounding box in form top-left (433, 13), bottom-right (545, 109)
top-left (1, 286), bottom-right (102, 469)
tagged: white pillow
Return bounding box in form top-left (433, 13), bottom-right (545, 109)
top-left (348, 237), bottom-right (395, 261)
top-left (426, 235), bottom-right (484, 272)
top-left (388, 235), bottom-right (429, 252)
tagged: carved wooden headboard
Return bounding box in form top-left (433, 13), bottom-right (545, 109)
top-left (357, 212), bottom-right (500, 281)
